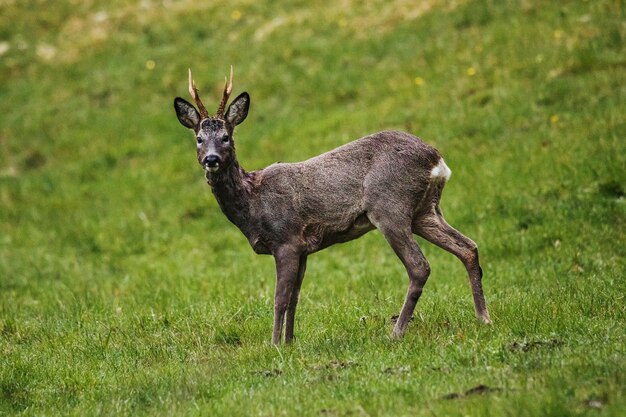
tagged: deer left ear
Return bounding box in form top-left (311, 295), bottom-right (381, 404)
top-left (174, 97), bottom-right (201, 130)
top-left (225, 92), bottom-right (250, 127)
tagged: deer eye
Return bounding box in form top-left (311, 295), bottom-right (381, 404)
top-left (196, 137), bottom-right (203, 144)
top-left (222, 134), bottom-right (229, 143)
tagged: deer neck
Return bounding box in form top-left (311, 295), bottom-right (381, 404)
top-left (207, 161), bottom-right (254, 231)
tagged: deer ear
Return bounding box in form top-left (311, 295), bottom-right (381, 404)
top-left (174, 97), bottom-right (200, 130)
top-left (225, 92), bottom-right (250, 127)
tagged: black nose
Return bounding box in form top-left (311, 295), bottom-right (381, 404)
top-left (203, 155), bottom-right (220, 167)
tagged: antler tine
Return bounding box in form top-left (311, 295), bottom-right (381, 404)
top-left (187, 68), bottom-right (195, 99)
top-left (216, 65), bottom-right (234, 119)
top-left (226, 64), bottom-right (233, 95)
top-left (188, 68), bottom-right (209, 119)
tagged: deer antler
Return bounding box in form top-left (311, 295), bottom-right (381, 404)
top-left (215, 65), bottom-right (233, 119)
top-left (188, 69), bottom-right (209, 119)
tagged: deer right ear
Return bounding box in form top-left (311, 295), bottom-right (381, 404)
top-left (174, 97), bottom-right (200, 130)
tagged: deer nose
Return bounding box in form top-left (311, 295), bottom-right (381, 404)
top-left (203, 154), bottom-right (220, 167)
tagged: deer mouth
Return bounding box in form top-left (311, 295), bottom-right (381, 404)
top-left (204, 163), bottom-right (220, 173)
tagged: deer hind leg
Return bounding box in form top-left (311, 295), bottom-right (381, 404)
top-left (413, 207), bottom-right (491, 324)
top-left (369, 213), bottom-right (431, 338)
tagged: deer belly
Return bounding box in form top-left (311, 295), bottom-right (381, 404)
top-left (304, 213), bottom-right (374, 252)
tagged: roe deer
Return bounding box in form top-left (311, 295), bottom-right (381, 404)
top-left (173, 67), bottom-right (491, 344)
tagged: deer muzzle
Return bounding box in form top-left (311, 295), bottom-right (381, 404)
top-left (203, 154), bottom-right (221, 173)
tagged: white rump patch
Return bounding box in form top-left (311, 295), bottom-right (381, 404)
top-left (430, 158), bottom-right (452, 181)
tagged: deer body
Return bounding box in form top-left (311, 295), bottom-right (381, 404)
top-left (213, 131), bottom-right (438, 255)
top-left (174, 69), bottom-right (491, 344)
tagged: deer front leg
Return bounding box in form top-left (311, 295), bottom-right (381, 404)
top-left (272, 246), bottom-right (302, 345)
top-left (284, 254), bottom-right (307, 344)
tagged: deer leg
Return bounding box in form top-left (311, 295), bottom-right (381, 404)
top-left (272, 246), bottom-right (302, 344)
top-left (414, 208), bottom-right (491, 324)
top-left (372, 219), bottom-right (431, 338)
top-left (284, 254), bottom-right (307, 344)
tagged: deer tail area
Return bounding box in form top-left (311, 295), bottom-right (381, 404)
top-left (430, 158), bottom-right (452, 182)
top-left (412, 158), bottom-right (451, 213)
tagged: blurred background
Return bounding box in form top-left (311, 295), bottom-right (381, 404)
top-left (1, 0), bottom-right (622, 258)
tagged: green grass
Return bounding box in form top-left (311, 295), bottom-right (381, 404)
top-left (1, 0), bottom-right (625, 415)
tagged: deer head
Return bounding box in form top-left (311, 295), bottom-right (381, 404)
top-left (174, 66), bottom-right (250, 174)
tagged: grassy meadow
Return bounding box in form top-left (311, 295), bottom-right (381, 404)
top-left (1, 0), bottom-right (625, 415)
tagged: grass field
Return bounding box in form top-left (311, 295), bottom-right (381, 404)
top-left (1, 0), bottom-right (625, 415)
